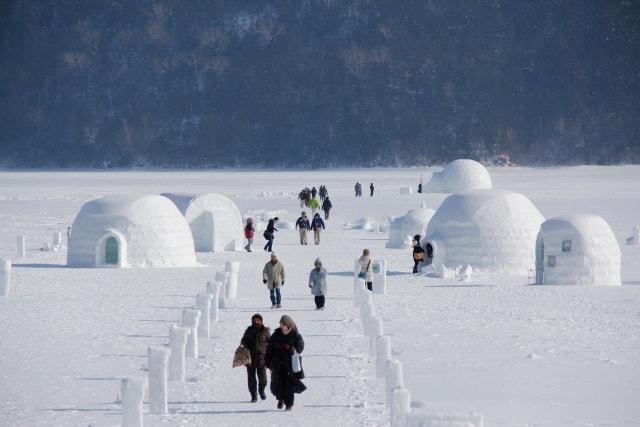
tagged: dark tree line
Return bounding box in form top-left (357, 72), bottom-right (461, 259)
top-left (0, 0), bottom-right (638, 167)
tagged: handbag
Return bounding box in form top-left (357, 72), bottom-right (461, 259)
top-left (232, 345), bottom-right (251, 368)
top-left (289, 372), bottom-right (307, 394)
top-left (414, 252), bottom-right (425, 261)
top-left (263, 230), bottom-right (271, 240)
top-left (358, 259), bottom-right (371, 280)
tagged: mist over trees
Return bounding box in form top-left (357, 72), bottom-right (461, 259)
top-left (0, 0), bottom-right (638, 168)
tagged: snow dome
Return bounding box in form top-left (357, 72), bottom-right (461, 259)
top-left (535, 214), bottom-right (621, 286)
top-left (424, 159), bottom-right (492, 193)
top-left (67, 194), bottom-right (197, 267)
top-left (162, 193), bottom-right (243, 252)
top-left (424, 189), bottom-right (544, 275)
top-left (386, 206), bottom-right (435, 248)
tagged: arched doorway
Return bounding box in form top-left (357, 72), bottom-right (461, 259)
top-left (105, 236), bottom-right (119, 265)
top-left (535, 234), bottom-right (544, 284)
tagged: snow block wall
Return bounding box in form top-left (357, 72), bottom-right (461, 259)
top-left (162, 193), bottom-right (243, 252)
top-left (424, 159), bottom-right (492, 193)
top-left (386, 207), bottom-right (435, 248)
top-left (536, 214), bottom-right (621, 286)
top-left (67, 194), bottom-right (197, 268)
top-left (425, 189), bottom-right (544, 275)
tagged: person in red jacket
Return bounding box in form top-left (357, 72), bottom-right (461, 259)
top-left (244, 218), bottom-right (255, 252)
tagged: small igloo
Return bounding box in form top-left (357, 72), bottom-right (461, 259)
top-left (424, 189), bottom-right (544, 275)
top-left (535, 214), bottom-right (621, 286)
top-left (424, 159), bottom-right (492, 193)
top-left (162, 193), bottom-right (243, 252)
top-left (386, 207), bottom-right (435, 248)
top-left (67, 194), bottom-right (197, 267)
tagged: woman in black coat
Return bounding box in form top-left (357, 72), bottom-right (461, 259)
top-left (412, 234), bottom-right (426, 273)
top-left (265, 315), bottom-right (305, 411)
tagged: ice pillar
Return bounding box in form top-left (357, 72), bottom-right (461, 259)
top-left (369, 317), bottom-right (383, 356)
top-left (390, 387), bottom-right (411, 427)
top-left (0, 258), bottom-right (11, 297)
top-left (376, 335), bottom-right (391, 378)
top-left (224, 262), bottom-right (239, 299)
top-left (121, 376), bottom-right (147, 427)
top-left (372, 259), bottom-right (387, 295)
top-left (147, 346), bottom-right (170, 414)
top-left (17, 235), bottom-right (25, 258)
top-left (386, 359), bottom-right (403, 406)
top-left (181, 308), bottom-right (201, 359)
top-left (196, 293), bottom-right (212, 338)
top-left (169, 325), bottom-right (190, 382)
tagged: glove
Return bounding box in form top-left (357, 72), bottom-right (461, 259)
top-left (263, 279), bottom-right (267, 284)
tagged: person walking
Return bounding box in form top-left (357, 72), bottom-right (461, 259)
top-left (321, 196), bottom-right (332, 220)
top-left (298, 190), bottom-right (306, 208)
top-left (358, 248), bottom-right (374, 291)
top-left (354, 182), bottom-right (359, 197)
top-left (244, 218), bottom-right (255, 252)
top-left (311, 186), bottom-right (317, 199)
top-left (412, 234), bottom-right (425, 273)
top-left (263, 252), bottom-right (285, 308)
top-left (308, 258), bottom-right (327, 310)
top-left (266, 315), bottom-right (305, 411)
top-left (309, 196), bottom-right (320, 217)
top-left (241, 314), bottom-right (271, 402)
top-left (263, 218), bottom-right (278, 252)
top-left (311, 213), bottom-right (325, 245)
top-left (369, 182), bottom-right (375, 197)
top-left (295, 211), bottom-right (311, 245)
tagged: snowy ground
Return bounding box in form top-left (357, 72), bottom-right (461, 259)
top-left (1, 166), bottom-right (639, 426)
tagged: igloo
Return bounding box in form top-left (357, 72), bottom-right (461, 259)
top-left (424, 189), bottom-right (544, 275)
top-left (67, 194), bottom-right (197, 267)
top-left (424, 159), bottom-right (492, 193)
top-left (386, 207), bottom-right (435, 249)
top-left (162, 193), bottom-right (243, 252)
top-left (535, 214), bottom-right (621, 286)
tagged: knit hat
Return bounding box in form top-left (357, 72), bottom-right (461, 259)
top-left (314, 257), bottom-right (322, 265)
top-left (251, 313), bottom-right (263, 322)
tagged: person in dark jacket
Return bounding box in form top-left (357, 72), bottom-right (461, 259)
top-left (295, 212), bottom-right (311, 245)
top-left (311, 213), bottom-right (325, 245)
top-left (241, 314), bottom-right (271, 402)
top-left (369, 182), bottom-right (375, 197)
top-left (266, 315), bottom-right (305, 411)
top-left (321, 197), bottom-right (332, 220)
top-left (311, 186), bottom-right (317, 199)
top-left (412, 234), bottom-right (426, 273)
top-left (263, 218), bottom-right (278, 252)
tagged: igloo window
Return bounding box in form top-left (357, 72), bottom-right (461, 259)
top-left (547, 255), bottom-right (556, 268)
top-left (562, 240), bottom-right (572, 252)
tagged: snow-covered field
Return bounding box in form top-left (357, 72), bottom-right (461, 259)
top-left (1, 166), bottom-right (639, 426)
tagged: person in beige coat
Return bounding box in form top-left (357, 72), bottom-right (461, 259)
top-left (358, 248), bottom-right (374, 291)
top-left (263, 252), bottom-right (286, 308)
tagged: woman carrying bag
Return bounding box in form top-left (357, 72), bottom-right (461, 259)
top-left (358, 248), bottom-right (374, 291)
top-left (412, 234), bottom-right (425, 274)
top-left (265, 315), bottom-right (305, 411)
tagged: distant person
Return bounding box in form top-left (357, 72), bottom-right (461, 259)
top-left (354, 182), bottom-right (360, 197)
top-left (263, 252), bottom-right (285, 308)
top-left (263, 217), bottom-right (278, 252)
top-left (357, 182), bottom-right (363, 197)
top-left (369, 182), bottom-right (375, 197)
top-left (309, 197), bottom-right (320, 216)
top-left (308, 257), bottom-right (327, 310)
top-left (298, 190), bottom-right (306, 208)
top-left (311, 186), bottom-right (317, 199)
top-left (358, 248), bottom-right (374, 291)
top-left (417, 183), bottom-right (422, 193)
top-left (244, 218), bottom-right (255, 252)
top-left (240, 314), bottom-right (271, 402)
top-left (412, 234), bottom-right (425, 273)
top-left (318, 185), bottom-right (327, 201)
top-left (295, 211), bottom-right (311, 245)
top-left (321, 196), bottom-right (332, 220)
top-left (266, 315), bottom-right (305, 411)
top-left (311, 213), bottom-right (325, 245)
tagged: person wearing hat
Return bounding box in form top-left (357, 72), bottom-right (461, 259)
top-left (263, 252), bottom-right (285, 308)
top-left (266, 315), bottom-right (305, 411)
top-left (240, 314), bottom-right (271, 402)
top-left (308, 257), bottom-right (328, 310)
top-left (295, 211), bottom-right (311, 245)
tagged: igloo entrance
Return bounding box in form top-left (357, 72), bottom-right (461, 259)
top-left (105, 237), bottom-right (119, 265)
top-left (191, 212), bottom-right (214, 252)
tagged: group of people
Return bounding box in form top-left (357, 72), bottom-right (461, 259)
top-left (295, 211), bottom-right (326, 245)
top-left (261, 253), bottom-right (327, 310)
top-left (354, 182), bottom-right (375, 197)
top-left (244, 216), bottom-right (279, 253)
top-left (298, 186), bottom-right (333, 220)
top-left (240, 313), bottom-right (305, 411)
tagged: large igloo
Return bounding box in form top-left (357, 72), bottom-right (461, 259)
top-left (162, 193), bottom-right (243, 252)
top-left (424, 159), bottom-right (492, 193)
top-left (386, 206), bottom-right (435, 248)
top-left (535, 214), bottom-right (621, 286)
top-left (67, 194), bottom-right (197, 267)
top-left (424, 189), bottom-right (544, 275)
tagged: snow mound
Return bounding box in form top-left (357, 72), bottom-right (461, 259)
top-left (162, 193), bottom-right (243, 252)
top-left (345, 217), bottom-right (377, 231)
top-left (67, 194), bottom-right (196, 267)
top-left (535, 214), bottom-right (621, 286)
top-left (425, 189), bottom-right (544, 275)
top-left (424, 159), bottom-right (492, 193)
top-left (386, 207), bottom-right (435, 248)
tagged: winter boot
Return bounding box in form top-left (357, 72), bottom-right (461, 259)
top-left (259, 388), bottom-right (266, 400)
top-left (285, 405), bottom-right (293, 411)
top-left (277, 400), bottom-right (284, 409)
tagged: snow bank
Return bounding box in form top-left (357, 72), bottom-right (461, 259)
top-left (163, 193), bottom-right (243, 252)
top-left (345, 217), bottom-right (377, 231)
top-left (386, 207), bottom-right (435, 248)
top-left (424, 159), bottom-right (492, 193)
top-left (536, 214), bottom-right (621, 286)
top-left (425, 189), bottom-right (544, 275)
top-left (67, 194), bottom-right (196, 268)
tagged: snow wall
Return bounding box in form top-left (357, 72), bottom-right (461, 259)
top-left (386, 207), bottom-right (435, 249)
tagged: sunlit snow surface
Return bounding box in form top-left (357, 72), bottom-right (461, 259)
top-left (0, 166), bottom-right (639, 426)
